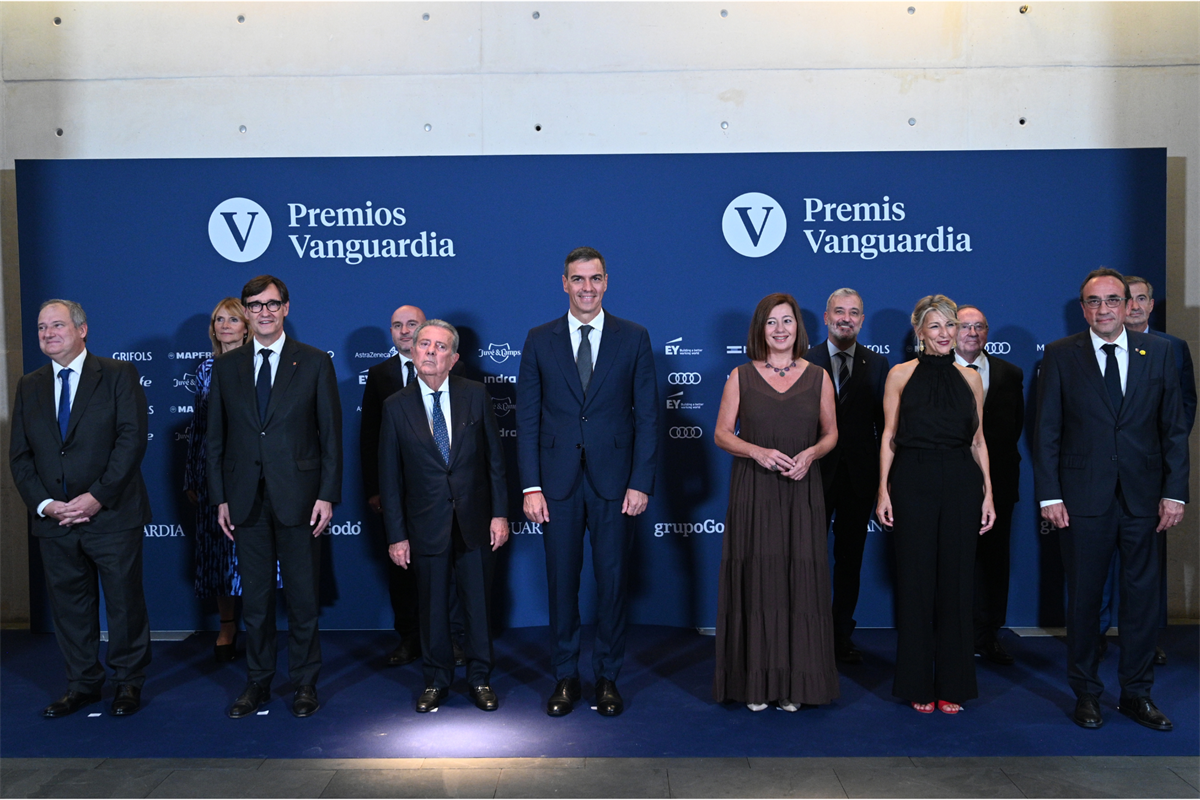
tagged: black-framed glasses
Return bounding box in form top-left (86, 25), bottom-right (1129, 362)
top-left (1082, 296), bottom-right (1125, 309)
top-left (245, 300), bottom-right (284, 313)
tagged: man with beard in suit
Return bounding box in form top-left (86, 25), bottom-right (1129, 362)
top-left (1034, 268), bottom-right (1188, 731)
top-left (955, 305), bottom-right (1024, 666)
top-left (804, 288), bottom-right (888, 664)
top-left (10, 299), bottom-right (152, 718)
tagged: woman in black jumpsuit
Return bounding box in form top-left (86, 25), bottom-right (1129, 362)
top-left (877, 295), bottom-right (995, 714)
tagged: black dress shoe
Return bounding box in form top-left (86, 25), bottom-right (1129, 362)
top-left (110, 685), bottom-right (141, 716)
top-left (292, 685), bottom-right (319, 717)
top-left (835, 642), bottom-right (864, 665)
top-left (42, 690), bottom-right (101, 718)
top-left (1154, 646), bottom-right (1167, 666)
top-left (546, 677), bottom-right (581, 717)
top-left (1119, 696), bottom-right (1173, 732)
top-left (453, 640), bottom-right (467, 667)
top-left (386, 638), bottom-right (420, 667)
top-left (470, 685), bottom-right (499, 711)
top-left (1073, 693), bottom-right (1103, 729)
top-left (227, 681), bottom-right (269, 719)
top-left (595, 677), bottom-right (624, 717)
top-left (975, 639), bottom-right (1015, 666)
top-left (416, 686), bottom-right (448, 713)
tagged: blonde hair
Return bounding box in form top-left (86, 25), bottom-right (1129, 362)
top-left (208, 297), bottom-right (248, 355)
top-left (911, 294), bottom-right (958, 332)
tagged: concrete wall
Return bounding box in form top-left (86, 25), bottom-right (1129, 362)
top-left (2, 1), bottom-right (1197, 626)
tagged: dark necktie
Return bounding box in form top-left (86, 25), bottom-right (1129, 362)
top-left (404, 360), bottom-right (416, 387)
top-left (430, 390), bottom-right (450, 464)
top-left (256, 349), bottom-right (273, 424)
top-left (1102, 343), bottom-right (1123, 413)
top-left (577, 325), bottom-right (594, 393)
top-left (57, 368), bottom-right (72, 440)
top-left (966, 364), bottom-right (979, 371)
top-left (835, 352), bottom-right (850, 402)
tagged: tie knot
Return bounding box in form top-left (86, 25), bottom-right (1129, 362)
top-left (60, 368), bottom-right (71, 380)
top-left (431, 390), bottom-right (441, 403)
top-left (580, 325), bottom-right (593, 337)
top-left (967, 364), bottom-right (979, 371)
top-left (1102, 343), bottom-right (1117, 355)
top-left (259, 348), bottom-right (272, 360)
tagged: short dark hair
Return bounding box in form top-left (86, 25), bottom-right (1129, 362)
top-left (1079, 267), bottom-right (1129, 302)
top-left (1124, 275), bottom-right (1154, 299)
top-left (241, 275), bottom-right (290, 305)
top-left (564, 247), bottom-right (606, 276)
top-left (747, 293), bottom-right (808, 362)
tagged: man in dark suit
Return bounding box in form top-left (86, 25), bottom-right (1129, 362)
top-left (1123, 276), bottom-right (1196, 667)
top-left (517, 246), bottom-right (659, 717)
top-left (379, 320), bottom-right (509, 713)
top-left (10, 299), bottom-right (152, 718)
top-left (207, 275), bottom-right (342, 719)
top-left (1034, 268), bottom-right (1188, 732)
top-left (803, 288), bottom-right (887, 664)
top-left (955, 304), bottom-right (1024, 666)
top-left (361, 304), bottom-right (428, 667)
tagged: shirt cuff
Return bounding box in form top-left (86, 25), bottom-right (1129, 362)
top-left (1039, 499), bottom-right (1063, 508)
top-left (1164, 498), bottom-right (1186, 505)
top-left (37, 499), bottom-right (53, 517)
top-left (523, 487), bottom-right (543, 495)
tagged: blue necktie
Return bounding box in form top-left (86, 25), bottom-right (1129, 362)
top-left (57, 368), bottom-right (72, 440)
top-left (256, 349), bottom-right (273, 424)
top-left (430, 390), bottom-right (450, 465)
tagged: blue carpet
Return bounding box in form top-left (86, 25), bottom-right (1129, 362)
top-left (2, 626), bottom-right (1195, 759)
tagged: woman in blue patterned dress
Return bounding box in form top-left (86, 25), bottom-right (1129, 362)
top-left (185, 298), bottom-right (250, 661)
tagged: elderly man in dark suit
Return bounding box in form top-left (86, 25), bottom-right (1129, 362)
top-left (361, 304), bottom-right (429, 667)
top-left (207, 275), bottom-right (342, 719)
top-left (803, 288), bottom-right (887, 664)
top-left (955, 304), bottom-right (1024, 666)
top-left (1034, 267), bottom-right (1189, 732)
top-left (10, 299), bottom-right (152, 718)
top-left (517, 246), bottom-right (659, 717)
top-left (379, 320), bottom-right (509, 713)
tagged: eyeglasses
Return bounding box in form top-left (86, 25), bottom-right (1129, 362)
top-left (960, 323), bottom-right (988, 332)
top-left (1082, 296), bottom-right (1125, 309)
top-left (244, 300), bottom-right (283, 313)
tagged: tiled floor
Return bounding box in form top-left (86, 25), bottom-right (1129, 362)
top-left (1, 756), bottom-right (1197, 798)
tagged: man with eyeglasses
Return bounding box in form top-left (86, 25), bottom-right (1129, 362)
top-left (207, 275), bottom-right (343, 719)
top-left (1034, 267), bottom-right (1188, 732)
top-left (954, 306), bottom-right (1024, 667)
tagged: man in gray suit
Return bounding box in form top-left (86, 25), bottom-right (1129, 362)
top-left (207, 275), bottom-right (343, 719)
top-left (10, 299), bottom-right (152, 718)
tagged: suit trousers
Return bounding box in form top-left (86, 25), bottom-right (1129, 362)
top-left (235, 483), bottom-right (322, 689)
top-left (973, 500), bottom-right (1015, 645)
top-left (39, 526), bottom-right (151, 693)
top-left (890, 447), bottom-right (981, 705)
top-left (371, 516), bottom-right (464, 643)
top-left (414, 517), bottom-right (494, 689)
top-left (544, 472), bottom-right (631, 682)
top-left (823, 459), bottom-right (876, 645)
top-left (1059, 488), bottom-right (1160, 700)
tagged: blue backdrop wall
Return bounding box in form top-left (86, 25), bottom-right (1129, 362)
top-left (15, 149), bottom-right (1166, 633)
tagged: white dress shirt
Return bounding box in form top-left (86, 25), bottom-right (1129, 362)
top-left (827, 340), bottom-right (856, 395)
top-left (568, 308), bottom-right (605, 361)
top-left (39, 349), bottom-right (89, 516)
top-left (955, 350), bottom-right (991, 396)
top-left (418, 375), bottom-right (452, 449)
top-left (254, 332), bottom-right (286, 386)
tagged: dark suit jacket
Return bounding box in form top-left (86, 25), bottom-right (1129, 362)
top-left (378, 376), bottom-right (507, 555)
top-left (1034, 330), bottom-right (1189, 517)
top-left (360, 354), bottom-right (412, 498)
top-left (516, 312), bottom-right (659, 502)
top-left (206, 336), bottom-right (343, 528)
top-left (982, 355), bottom-right (1024, 506)
top-left (805, 341), bottom-right (888, 501)
top-left (10, 353), bottom-right (151, 537)
top-left (1149, 328), bottom-right (1197, 435)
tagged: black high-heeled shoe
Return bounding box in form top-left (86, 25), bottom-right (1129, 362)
top-left (214, 619), bottom-right (238, 663)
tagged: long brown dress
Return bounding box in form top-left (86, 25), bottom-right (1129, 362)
top-left (713, 362), bottom-right (840, 705)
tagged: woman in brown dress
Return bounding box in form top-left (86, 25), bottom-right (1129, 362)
top-left (713, 293), bottom-right (841, 711)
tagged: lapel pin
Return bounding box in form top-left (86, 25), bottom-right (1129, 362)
top-left (1137, 349), bottom-right (1146, 356)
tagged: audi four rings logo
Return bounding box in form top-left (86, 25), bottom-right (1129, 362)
top-left (984, 342), bottom-right (1011, 355)
top-left (668, 372), bottom-right (702, 385)
top-left (670, 427), bottom-right (704, 439)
